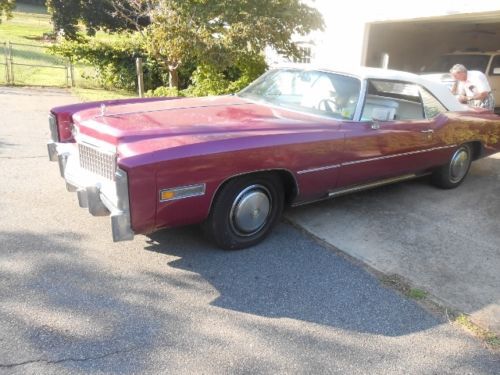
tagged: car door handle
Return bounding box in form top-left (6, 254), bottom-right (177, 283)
top-left (420, 129), bottom-right (434, 134)
top-left (371, 121), bottom-right (380, 130)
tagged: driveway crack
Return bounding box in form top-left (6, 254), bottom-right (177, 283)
top-left (0, 346), bottom-right (139, 369)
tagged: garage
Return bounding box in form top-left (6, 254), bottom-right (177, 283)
top-left (362, 11), bottom-right (500, 73)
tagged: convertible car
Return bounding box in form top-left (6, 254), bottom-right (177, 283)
top-left (47, 66), bottom-right (500, 249)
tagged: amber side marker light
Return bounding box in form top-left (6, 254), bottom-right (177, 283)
top-left (159, 183), bottom-right (206, 202)
top-left (160, 190), bottom-right (175, 201)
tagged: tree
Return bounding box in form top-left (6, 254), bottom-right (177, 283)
top-left (114, 0), bottom-right (324, 88)
top-left (0, 0), bottom-right (15, 23)
top-left (46, 0), bottom-right (80, 37)
top-left (47, 0), bottom-right (149, 39)
top-left (49, 0), bottom-right (324, 89)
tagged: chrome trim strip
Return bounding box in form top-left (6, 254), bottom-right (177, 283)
top-left (97, 99), bottom-right (248, 119)
top-left (159, 183), bottom-right (206, 202)
top-left (328, 174), bottom-right (424, 198)
top-left (297, 164), bottom-right (341, 175)
top-left (342, 144), bottom-right (457, 166)
top-left (75, 133), bottom-right (117, 154)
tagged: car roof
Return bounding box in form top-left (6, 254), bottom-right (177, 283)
top-left (272, 64), bottom-right (468, 112)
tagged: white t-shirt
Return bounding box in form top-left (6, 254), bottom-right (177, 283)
top-left (456, 70), bottom-right (494, 109)
top-left (456, 70), bottom-right (491, 97)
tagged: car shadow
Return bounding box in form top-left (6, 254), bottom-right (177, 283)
top-left (145, 222), bottom-right (440, 337)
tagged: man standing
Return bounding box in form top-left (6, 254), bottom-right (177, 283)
top-left (449, 64), bottom-right (495, 110)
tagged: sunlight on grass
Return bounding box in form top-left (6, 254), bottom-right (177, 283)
top-left (72, 87), bottom-right (136, 102)
top-left (1, 4), bottom-right (136, 99)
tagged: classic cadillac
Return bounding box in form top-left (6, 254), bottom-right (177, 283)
top-left (47, 66), bottom-right (500, 249)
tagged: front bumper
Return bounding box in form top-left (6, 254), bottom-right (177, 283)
top-left (48, 141), bottom-right (134, 242)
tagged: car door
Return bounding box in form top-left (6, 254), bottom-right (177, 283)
top-left (336, 79), bottom-right (444, 188)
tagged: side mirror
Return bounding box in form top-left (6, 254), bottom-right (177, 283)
top-left (493, 67), bottom-right (500, 75)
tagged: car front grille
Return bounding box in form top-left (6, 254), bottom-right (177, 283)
top-left (78, 143), bottom-right (117, 180)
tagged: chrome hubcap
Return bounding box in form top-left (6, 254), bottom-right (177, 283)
top-left (449, 147), bottom-right (470, 183)
top-left (230, 185), bottom-right (271, 236)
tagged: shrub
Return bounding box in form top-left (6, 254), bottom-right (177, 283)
top-left (145, 86), bottom-right (182, 98)
top-left (183, 54), bottom-right (267, 97)
top-left (49, 35), bottom-right (163, 91)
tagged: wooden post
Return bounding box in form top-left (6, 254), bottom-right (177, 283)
top-left (3, 42), bottom-right (9, 84)
top-left (7, 41), bottom-right (14, 85)
top-left (70, 62), bottom-right (75, 87)
top-left (136, 57), bottom-right (144, 98)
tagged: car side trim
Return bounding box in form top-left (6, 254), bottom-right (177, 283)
top-left (327, 173), bottom-right (428, 198)
top-left (296, 145), bottom-right (457, 175)
top-left (297, 164), bottom-right (341, 174)
top-left (342, 144), bottom-right (457, 166)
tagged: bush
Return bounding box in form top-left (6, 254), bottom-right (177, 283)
top-left (49, 35), bottom-right (163, 91)
top-left (145, 86), bottom-right (181, 97)
top-left (183, 54), bottom-right (267, 97)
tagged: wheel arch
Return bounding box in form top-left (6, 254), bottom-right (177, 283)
top-left (209, 169), bottom-right (299, 215)
top-left (466, 140), bottom-right (484, 161)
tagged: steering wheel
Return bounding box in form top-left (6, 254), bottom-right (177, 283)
top-left (317, 98), bottom-right (339, 113)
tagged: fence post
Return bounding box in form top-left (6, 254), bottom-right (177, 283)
top-left (69, 62), bottom-right (75, 87)
top-left (136, 57), bottom-right (144, 98)
top-left (7, 41), bottom-right (14, 84)
top-left (3, 42), bottom-right (9, 84)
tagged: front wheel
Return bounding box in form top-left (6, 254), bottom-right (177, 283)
top-left (204, 174), bottom-right (284, 250)
top-left (431, 144), bottom-right (472, 189)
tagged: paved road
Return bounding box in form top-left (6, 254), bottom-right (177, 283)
top-left (0, 87), bottom-right (498, 374)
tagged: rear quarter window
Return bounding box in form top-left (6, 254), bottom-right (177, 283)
top-left (488, 55), bottom-right (500, 76)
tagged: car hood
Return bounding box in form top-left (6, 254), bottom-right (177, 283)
top-left (72, 95), bottom-right (334, 148)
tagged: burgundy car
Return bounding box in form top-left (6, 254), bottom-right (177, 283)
top-left (47, 66), bottom-right (500, 249)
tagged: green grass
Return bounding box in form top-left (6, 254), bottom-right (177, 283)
top-left (406, 288), bottom-right (428, 300)
top-left (72, 87), bottom-right (135, 102)
top-left (455, 314), bottom-right (500, 350)
top-left (0, 4), bottom-right (137, 100)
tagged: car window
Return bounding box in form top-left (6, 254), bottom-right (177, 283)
top-left (419, 88), bottom-right (447, 118)
top-left (362, 80), bottom-right (425, 121)
top-left (239, 69), bottom-right (361, 120)
top-left (488, 55), bottom-right (500, 76)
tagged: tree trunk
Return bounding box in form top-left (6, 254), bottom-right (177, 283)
top-left (168, 67), bottom-right (179, 89)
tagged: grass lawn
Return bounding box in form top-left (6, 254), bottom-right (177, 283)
top-left (0, 4), bottom-right (136, 100)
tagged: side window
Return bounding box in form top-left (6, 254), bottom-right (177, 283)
top-left (361, 80), bottom-right (424, 121)
top-left (488, 55), bottom-right (500, 76)
top-left (420, 88), bottom-right (447, 119)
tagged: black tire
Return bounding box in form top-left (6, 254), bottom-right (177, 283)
top-left (431, 144), bottom-right (472, 189)
top-left (204, 174), bottom-right (284, 250)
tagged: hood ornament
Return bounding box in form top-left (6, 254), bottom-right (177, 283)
top-left (101, 103), bottom-right (107, 117)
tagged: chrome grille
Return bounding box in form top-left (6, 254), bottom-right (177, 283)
top-left (78, 143), bottom-right (116, 180)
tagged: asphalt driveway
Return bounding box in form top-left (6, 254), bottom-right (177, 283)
top-left (0, 87), bottom-right (498, 374)
top-left (287, 153), bottom-right (500, 334)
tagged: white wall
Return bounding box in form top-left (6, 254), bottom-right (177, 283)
top-left (284, 0), bottom-right (500, 67)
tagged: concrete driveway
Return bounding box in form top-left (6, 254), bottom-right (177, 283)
top-left (0, 87), bottom-right (499, 373)
top-left (287, 154), bottom-right (500, 334)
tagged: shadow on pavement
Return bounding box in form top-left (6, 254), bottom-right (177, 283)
top-left (146, 222), bottom-right (440, 337)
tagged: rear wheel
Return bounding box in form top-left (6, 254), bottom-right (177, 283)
top-left (204, 174), bottom-right (284, 250)
top-left (431, 144), bottom-right (472, 189)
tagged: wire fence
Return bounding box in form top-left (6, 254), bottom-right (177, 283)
top-left (1, 41), bottom-right (143, 95)
top-left (2, 41), bottom-right (72, 87)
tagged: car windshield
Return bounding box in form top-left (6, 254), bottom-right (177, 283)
top-left (238, 68), bottom-right (361, 120)
top-left (422, 54), bottom-right (490, 73)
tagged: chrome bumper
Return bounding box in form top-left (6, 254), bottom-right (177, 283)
top-left (47, 141), bottom-right (134, 242)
